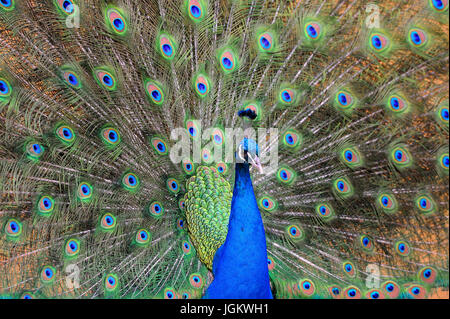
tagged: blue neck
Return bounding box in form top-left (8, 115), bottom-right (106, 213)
top-left (204, 163), bottom-right (273, 299)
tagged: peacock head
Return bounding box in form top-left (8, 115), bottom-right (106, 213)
top-left (237, 138), bottom-right (263, 174)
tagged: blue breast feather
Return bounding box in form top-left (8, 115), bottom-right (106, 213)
top-left (204, 162), bottom-right (273, 299)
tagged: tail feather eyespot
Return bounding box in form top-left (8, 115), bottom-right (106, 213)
top-left (145, 80), bottom-right (165, 105)
top-left (105, 6), bottom-right (127, 35)
top-left (0, 0), bottom-right (15, 11)
top-left (94, 68), bottom-right (117, 91)
top-left (104, 273), bottom-right (119, 292)
top-left (5, 219), bottom-right (22, 239)
top-left (40, 266), bottom-right (56, 283)
top-left (55, 0), bottom-right (75, 15)
top-left (26, 141), bottom-right (45, 160)
top-left (343, 286), bottom-right (361, 299)
top-left (122, 172), bottom-right (140, 192)
top-left (37, 196), bottom-right (55, 216)
top-left (158, 33), bottom-right (177, 60)
top-left (101, 127), bottom-right (121, 147)
top-left (77, 182), bottom-right (93, 202)
top-left (64, 238), bottom-right (80, 258)
top-left (135, 229), bottom-right (151, 246)
top-left (55, 124), bottom-right (76, 145)
top-left (382, 281), bottom-right (400, 298)
top-left (99, 213), bottom-right (117, 231)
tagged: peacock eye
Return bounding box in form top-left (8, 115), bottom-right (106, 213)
top-left (62, 69), bottom-right (81, 89)
top-left (148, 201), bottom-right (164, 218)
top-left (56, 124), bottom-right (76, 145)
top-left (222, 57), bottom-right (232, 69)
top-left (360, 235), bottom-right (374, 252)
top-left (185, 120), bottom-right (199, 139)
top-left (65, 239), bottom-right (80, 257)
top-left (419, 267), bottom-right (437, 284)
top-left (315, 203), bottom-right (335, 220)
top-left (442, 155), bottom-right (449, 168)
top-left (0, 79), bottom-right (10, 95)
top-left (190, 5), bottom-right (200, 17)
top-left (260, 35), bottom-right (272, 49)
top-left (67, 73), bottom-right (78, 85)
top-left (101, 127), bottom-right (121, 146)
top-left (167, 178), bottom-right (180, 194)
top-left (26, 141), bottom-right (45, 160)
top-left (189, 274), bottom-right (204, 289)
top-left (334, 89), bottom-right (356, 112)
top-left (276, 166), bottom-right (296, 185)
top-left (21, 292), bottom-right (34, 299)
top-left (305, 22), bottom-right (322, 40)
top-left (100, 213), bottom-right (116, 231)
top-left (5, 219), bottom-right (22, 238)
top-left (55, 0), bottom-right (74, 14)
top-left (343, 286), bottom-right (362, 299)
top-left (36, 195), bottom-right (55, 216)
top-left (105, 7), bottom-right (127, 35)
top-left (370, 33), bottom-right (390, 52)
top-left (164, 287), bottom-right (177, 299)
top-left (194, 73), bottom-right (210, 97)
top-left (78, 182), bottom-right (93, 201)
top-left (104, 273), bottom-right (119, 292)
top-left (430, 0), bottom-right (448, 11)
top-left (135, 229), bottom-right (151, 246)
top-left (340, 146), bottom-right (362, 167)
top-left (0, 0), bottom-right (14, 10)
top-left (219, 48), bottom-right (238, 73)
top-left (286, 224), bottom-right (304, 242)
top-left (177, 218), bottom-right (185, 230)
top-left (441, 107), bottom-right (449, 121)
top-left (333, 177), bottom-right (353, 198)
top-left (94, 68), bottom-right (117, 90)
top-left (255, 28), bottom-right (277, 53)
top-left (386, 93), bottom-right (409, 115)
top-left (41, 266), bottom-right (56, 282)
top-left (279, 88), bottom-right (295, 105)
top-left (144, 80), bottom-right (165, 105)
top-left (151, 137), bottom-right (168, 155)
top-left (407, 285), bottom-right (426, 298)
top-left (62, 0), bottom-right (73, 13)
top-left (395, 240), bottom-right (411, 256)
top-left (343, 261), bottom-right (356, 277)
top-left (158, 34), bottom-right (177, 60)
top-left (389, 145), bottom-right (413, 168)
top-left (408, 28), bottom-right (428, 47)
top-left (258, 196), bottom-right (277, 212)
top-left (211, 128), bottom-right (224, 146)
top-left (299, 279), bottom-right (315, 296)
top-left (122, 173), bottom-right (140, 191)
top-left (415, 194), bottom-right (436, 215)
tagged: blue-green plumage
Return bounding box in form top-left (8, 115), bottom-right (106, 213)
top-left (205, 162), bottom-right (272, 299)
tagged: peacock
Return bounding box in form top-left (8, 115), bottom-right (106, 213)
top-left (0, 0), bottom-right (448, 300)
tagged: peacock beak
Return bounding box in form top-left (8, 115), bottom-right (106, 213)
top-left (237, 143), bottom-right (263, 174)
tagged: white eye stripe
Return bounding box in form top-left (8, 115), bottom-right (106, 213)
top-left (238, 144), bottom-right (245, 162)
